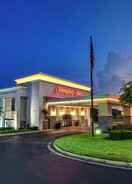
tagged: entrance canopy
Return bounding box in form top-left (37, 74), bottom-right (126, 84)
top-left (47, 95), bottom-right (121, 130)
top-left (47, 95), bottom-right (120, 107)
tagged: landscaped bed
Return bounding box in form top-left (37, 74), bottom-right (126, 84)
top-left (0, 127), bottom-right (38, 134)
top-left (54, 133), bottom-right (132, 163)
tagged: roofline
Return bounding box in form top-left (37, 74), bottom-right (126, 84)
top-left (0, 86), bottom-right (27, 94)
top-left (15, 73), bottom-right (90, 91)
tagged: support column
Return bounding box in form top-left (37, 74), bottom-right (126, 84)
top-left (40, 96), bottom-right (49, 130)
top-left (86, 107), bottom-right (91, 128)
top-left (29, 82), bottom-right (40, 128)
top-left (123, 106), bottom-right (132, 124)
top-left (98, 103), bottom-right (112, 131)
top-left (15, 95), bottom-right (21, 129)
top-left (1, 98), bottom-right (6, 128)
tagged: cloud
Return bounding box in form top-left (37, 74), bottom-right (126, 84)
top-left (97, 52), bottom-right (132, 94)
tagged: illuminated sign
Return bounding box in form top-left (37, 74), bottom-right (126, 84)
top-left (54, 85), bottom-right (88, 97)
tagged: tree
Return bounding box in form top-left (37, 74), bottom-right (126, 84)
top-left (120, 81), bottom-right (132, 106)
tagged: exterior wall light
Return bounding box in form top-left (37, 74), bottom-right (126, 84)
top-left (95, 128), bottom-right (102, 135)
top-left (59, 111), bottom-right (65, 116)
top-left (80, 111), bottom-right (85, 116)
top-left (50, 110), bottom-right (56, 116)
top-left (70, 111), bottom-right (76, 116)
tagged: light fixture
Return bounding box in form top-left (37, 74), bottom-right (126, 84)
top-left (59, 111), bottom-right (65, 116)
top-left (50, 110), bottom-right (56, 116)
top-left (95, 128), bottom-right (102, 135)
top-left (71, 111), bottom-right (76, 116)
top-left (80, 110), bottom-right (85, 116)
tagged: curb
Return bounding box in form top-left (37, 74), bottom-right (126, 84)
top-left (48, 140), bottom-right (132, 170)
top-left (0, 129), bottom-right (80, 138)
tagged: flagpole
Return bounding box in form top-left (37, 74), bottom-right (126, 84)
top-left (90, 36), bottom-right (94, 136)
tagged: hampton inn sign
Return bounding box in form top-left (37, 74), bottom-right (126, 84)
top-left (0, 72), bottom-right (131, 131)
top-left (54, 85), bottom-right (88, 97)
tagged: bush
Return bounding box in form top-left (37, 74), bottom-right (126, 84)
top-left (109, 130), bottom-right (132, 140)
top-left (0, 129), bottom-right (16, 134)
top-left (109, 130), bottom-right (123, 140)
top-left (108, 124), bottom-right (132, 131)
top-left (18, 127), bottom-right (38, 131)
top-left (0, 127), bottom-right (15, 134)
top-left (0, 127), bottom-right (14, 131)
top-left (28, 126), bottom-right (38, 130)
top-left (123, 131), bottom-right (132, 139)
top-left (123, 125), bottom-right (132, 131)
top-left (109, 123), bottom-right (124, 130)
top-left (0, 126), bottom-right (39, 134)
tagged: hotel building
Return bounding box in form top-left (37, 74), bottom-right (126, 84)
top-left (0, 73), bottom-right (131, 130)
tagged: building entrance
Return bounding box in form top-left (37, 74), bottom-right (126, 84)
top-left (48, 105), bottom-right (90, 129)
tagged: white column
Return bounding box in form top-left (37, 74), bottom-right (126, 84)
top-left (39, 96), bottom-right (45, 130)
top-left (15, 95), bottom-right (21, 129)
top-left (86, 107), bottom-right (91, 127)
top-left (30, 82), bottom-right (40, 128)
top-left (98, 103), bottom-right (112, 130)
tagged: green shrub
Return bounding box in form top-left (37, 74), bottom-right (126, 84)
top-left (111, 123), bottom-right (124, 130)
top-left (109, 130), bottom-right (132, 140)
top-left (0, 127), bottom-right (14, 131)
top-left (0, 129), bottom-right (16, 134)
top-left (122, 131), bottom-right (132, 139)
top-left (109, 130), bottom-right (123, 140)
top-left (18, 128), bottom-right (28, 131)
top-left (28, 126), bottom-right (38, 130)
top-left (0, 126), bottom-right (39, 134)
top-left (0, 127), bottom-right (15, 134)
top-left (108, 124), bottom-right (132, 131)
top-left (124, 125), bottom-right (132, 131)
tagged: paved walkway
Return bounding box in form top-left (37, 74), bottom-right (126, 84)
top-left (0, 132), bottom-right (132, 184)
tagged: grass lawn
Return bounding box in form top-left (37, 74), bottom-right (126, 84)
top-left (54, 133), bottom-right (132, 163)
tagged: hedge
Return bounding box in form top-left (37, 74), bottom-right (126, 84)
top-left (109, 130), bottom-right (132, 140)
top-left (0, 127), bottom-right (38, 134)
top-left (0, 127), bottom-right (14, 131)
top-left (108, 124), bottom-right (132, 132)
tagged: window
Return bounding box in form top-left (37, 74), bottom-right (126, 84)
top-left (5, 97), bottom-right (15, 112)
top-left (5, 98), bottom-right (12, 112)
top-left (11, 98), bottom-right (15, 111)
top-left (0, 98), bottom-right (3, 115)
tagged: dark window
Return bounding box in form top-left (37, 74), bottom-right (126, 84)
top-left (20, 97), bottom-right (28, 128)
top-left (0, 98), bottom-right (3, 114)
top-left (11, 98), bottom-right (15, 111)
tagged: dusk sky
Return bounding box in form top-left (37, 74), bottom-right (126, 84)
top-left (0, 0), bottom-right (132, 93)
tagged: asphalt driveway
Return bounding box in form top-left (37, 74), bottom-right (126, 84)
top-left (0, 132), bottom-right (132, 184)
